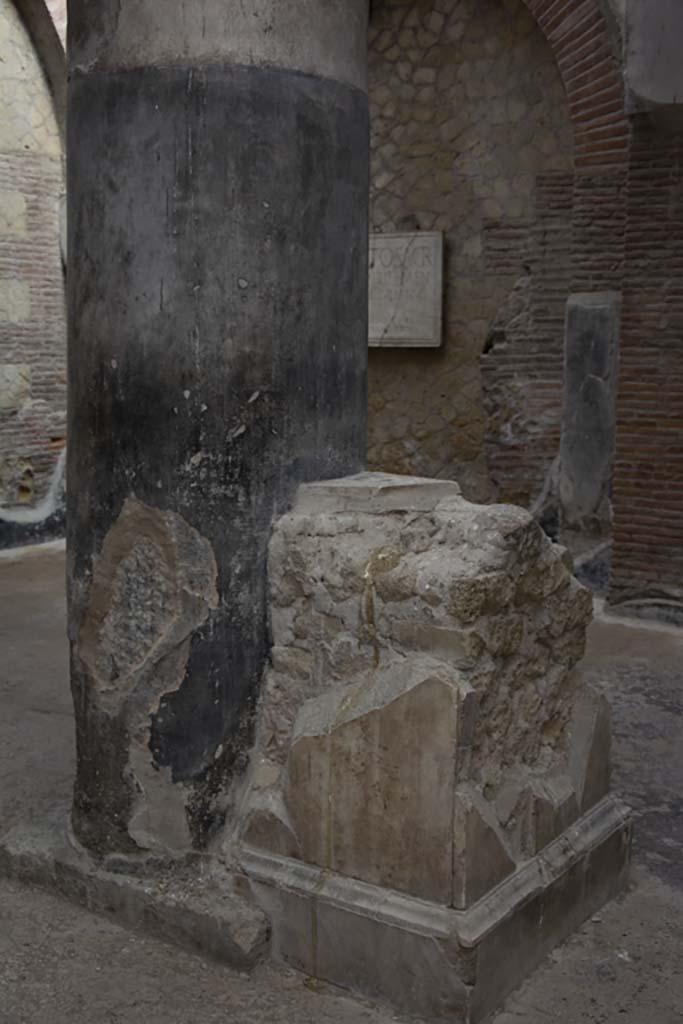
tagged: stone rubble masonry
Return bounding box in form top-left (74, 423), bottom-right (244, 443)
top-left (232, 473), bottom-right (631, 1021)
top-left (237, 471), bottom-right (598, 886)
top-left (0, 0), bottom-right (66, 521)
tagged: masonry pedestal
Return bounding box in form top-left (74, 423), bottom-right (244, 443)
top-left (232, 473), bottom-right (632, 1022)
top-left (66, 0), bottom-right (369, 858)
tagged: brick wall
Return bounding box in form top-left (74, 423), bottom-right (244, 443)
top-left (522, 1), bottom-right (628, 285)
top-left (609, 120), bottom-right (683, 618)
top-left (0, 0), bottom-right (66, 512)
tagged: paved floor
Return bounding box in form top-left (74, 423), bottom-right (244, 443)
top-left (1, 545), bottom-right (682, 1024)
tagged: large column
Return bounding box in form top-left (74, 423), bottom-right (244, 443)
top-left (67, 1), bottom-right (369, 858)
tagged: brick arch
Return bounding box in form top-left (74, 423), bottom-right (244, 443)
top-left (520, 0), bottom-right (628, 167)
top-left (12, 0), bottom-right (65, 138)
top-left (515, 0), bottom-right (629, 292)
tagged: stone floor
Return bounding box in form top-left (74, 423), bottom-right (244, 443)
top-left (1, 544), bottom-right (682, 1024)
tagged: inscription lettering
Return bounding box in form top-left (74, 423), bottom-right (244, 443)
top-left (368, 232), bottom-right (443, 348)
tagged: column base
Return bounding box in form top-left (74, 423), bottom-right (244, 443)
top-left (239, 796), bottom-right (631, 1023)
top-left (0, 796), bottom-right (630, 1021)
top-left (0, 804), bottom-right (269, 969)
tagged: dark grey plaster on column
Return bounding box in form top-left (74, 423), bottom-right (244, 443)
top-left (67, 59), bottom-right (369, 855)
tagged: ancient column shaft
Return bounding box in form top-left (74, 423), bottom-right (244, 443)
top-left (67, 0), bottom-right (369, 856)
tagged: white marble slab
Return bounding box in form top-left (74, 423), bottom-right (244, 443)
top-left (368, 232), bottom-right (443, 348)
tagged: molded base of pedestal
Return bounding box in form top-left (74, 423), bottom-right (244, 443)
top-left (239, 796), bottom-right (632, 1023)
top-left (0, 804), bottom-right (269, 970)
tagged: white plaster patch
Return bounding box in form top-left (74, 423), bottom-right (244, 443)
top-left (0, 190), bottom-right (27, 235)
top-left (0, 363), bottom-right (31, 411)
top-left (0, 279), bottom-right (30, 323)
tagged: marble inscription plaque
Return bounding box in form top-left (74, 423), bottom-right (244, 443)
top-left (369, 232), bottom-right (443, 348)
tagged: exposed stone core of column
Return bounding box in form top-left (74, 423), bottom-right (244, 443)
top-left (67, 1), bottom-right (369, 857)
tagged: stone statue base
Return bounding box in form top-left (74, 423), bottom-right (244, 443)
top-left (230, 474), bottom-right (632, 1021)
